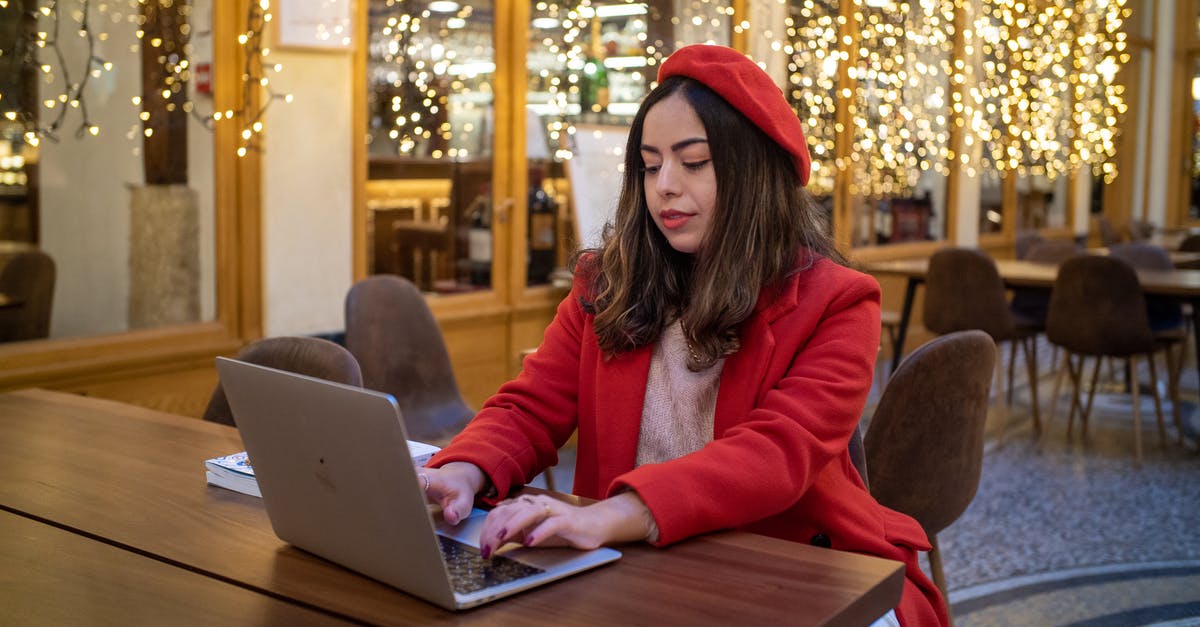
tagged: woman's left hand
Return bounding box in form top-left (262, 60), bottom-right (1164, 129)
top-left (478, 491), bottom-right (655, 559)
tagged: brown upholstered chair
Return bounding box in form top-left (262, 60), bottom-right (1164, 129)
top-left (1178, 233), bottom-right (1200, 252)
top-left (923, 247), bottom-right (1041, 436)
top-left (344, 275), bottom-right (474, 446)
top-left (203, 336), bottom-right (363, 426)
top-left (1045, 255), bottom-right (1180, 464)
top-left (1014, 230), bottom-right (1045, 260)
top-left (1096, 215), bottom-right (1122, 246)
top-left (864, 329), bottom-right (995, 606)
top-left (0, 250), bottom-right (56, 342)
top-left (848, 423), bottom-right (869, 488)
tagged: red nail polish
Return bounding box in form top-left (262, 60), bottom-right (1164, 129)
top-left (523, 535), bottom-right (535, 546)
top-left (497, 527), bottom-right (507, 540)
top-left (481, 545), bottom-right (491, 559)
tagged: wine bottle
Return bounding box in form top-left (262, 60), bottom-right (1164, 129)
top-left (580, 18), bottom-right (609, 115)
top-left (527, 168), bottom-right (558, 285)
top-left (466, 183), bottom-right (492, 286)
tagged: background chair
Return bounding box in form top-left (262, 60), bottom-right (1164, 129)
top-left (1178, 233), bottom-right (1200, 252)
top-left (1096, 215), bottom-right (1122, 246)
top-left (203, 336), bottom-right (363, 426)
top-left (0, 250), bottom-right (56, 342)
top-left (1107, 242), bottom-right (1186, 332)
top-left (864, 330), bottom-right (995, 609)
top-left (923, 247), bottom-right (1041, 436)
top-left (1014, 230), bottom-right (1045, 260)
top-left (1044, 255), bottom-right (1181, 464)
top-left (344, 275), bottom-right (474, 446)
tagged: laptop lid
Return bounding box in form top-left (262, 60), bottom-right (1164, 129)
top-left (214, 357), bottom-right (619, 610)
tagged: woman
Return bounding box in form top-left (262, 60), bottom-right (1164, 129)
top-left (422, 44), bottom-right (948, 626)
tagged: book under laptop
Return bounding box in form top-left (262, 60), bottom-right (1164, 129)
top-left (214, 357), bottom-right (621, 610)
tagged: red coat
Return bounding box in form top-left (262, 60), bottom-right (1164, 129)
top-left (431, 256), bottom-right (949, 626)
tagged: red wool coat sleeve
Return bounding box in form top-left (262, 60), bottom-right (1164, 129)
top-left (429, 256), bottom-right (949, 626)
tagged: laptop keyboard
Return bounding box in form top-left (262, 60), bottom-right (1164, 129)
top-left (437, 535), bottom-right (545, 595)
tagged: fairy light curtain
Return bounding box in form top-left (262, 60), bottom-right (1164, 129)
top-left (849, 0), bottom-right (954, 199)
top-left (968, 0), bottom-right (1129, 182)
top-left (783, 0), bottom-right (839, 196)
top-left (0, 0), bottom-right (285, 157)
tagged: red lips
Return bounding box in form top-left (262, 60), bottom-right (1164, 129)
top-left (660, 209), bottom-right (693, 230)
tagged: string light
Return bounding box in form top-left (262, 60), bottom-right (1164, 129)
top-left (784, 0), bottom-right (840, 196)
top-left (0, 0), bottom-right (289, 158)
top-left (0, 0), bottom-right (111, 142)
top-left (848, 0), bottom-right (955, 198)
top-left (234, 0), bottom-right (290, 157)
top-left (968, 0), bottom-right (1129, 181)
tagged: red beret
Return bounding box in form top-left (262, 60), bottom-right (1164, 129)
top-left (657, 44), bottom-right (811, 186)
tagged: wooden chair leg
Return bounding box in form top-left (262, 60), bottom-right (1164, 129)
top-left (1023, 336), bottom-right (1041, 435)
top-left (1146, 353), bottom-right (1166, 449)
top-left (1049, 350), bottom-right (1069, 425)
top-left (993, 342), bottom-right (1009, 443)
top-left (1007, 339), bottom-right (1018, 406)
top-left (1130, 355), bottom-right (1144, 467)
top-left (928, 534), bottom-right (950, 625)
top-left (1082, 356), bottom-right (1103, 438)
top-left (1166, 342), bottom-right (1186, 446)
top-left (1066, 354), bottom-right (1085, 438)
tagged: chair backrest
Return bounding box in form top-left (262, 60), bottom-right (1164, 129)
top-left (848, 423), bottom-right (869, 488)
top-left (1105, 242), bottom-right (1183, 332)
top-left (1045, 255), bottom-right (1155, 357)
top-left (864, 330), bottom-right (995, 537)
top-left (1107, 242), bottom-right (1173, 271)
top-left (344, 275), bottom-right (474, 444)
top-left (1096, 215), bottom-right (1122, 246)
top-left (922, 247), bottom-right (1018, 340)
top-left (1008, 241), bottom-right (1083, 328)
top-left (1178, 233), bottom-right (1200, 252)
top-left (0, 250), bottom-right (56, 342)
top-left (203, 336), bottom-right (364, 426)
top-left (1024, 239), bottom-right (1082, 265)
top-left (1128, 219), bottom-right (1155, 241)
top-left (1014, 230), bottom-right (1045, 260)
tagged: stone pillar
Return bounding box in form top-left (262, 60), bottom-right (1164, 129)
top-left (128, 184), bottom-right (200, 328)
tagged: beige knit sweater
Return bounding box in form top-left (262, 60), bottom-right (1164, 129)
top-left (636, 320), bottom-right (725, 467)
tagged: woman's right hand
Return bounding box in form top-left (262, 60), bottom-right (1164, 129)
top-left (420, 461), bottom-right (486, 525)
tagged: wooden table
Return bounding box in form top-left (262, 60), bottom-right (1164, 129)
top-left (0, 389), bottom-right (905, 626)
top-left (865, 257), bottom-right (1200, 389)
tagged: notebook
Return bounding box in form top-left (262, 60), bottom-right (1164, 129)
top-left (214, 357), bottom-right (621, 610)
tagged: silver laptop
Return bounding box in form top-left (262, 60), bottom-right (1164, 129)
top-left (215, 357), bottom-right (621, 610)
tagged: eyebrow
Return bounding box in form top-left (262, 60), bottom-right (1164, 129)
top-left (640, 137), bottom-right (709, 155)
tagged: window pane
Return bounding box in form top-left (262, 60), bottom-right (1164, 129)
top-left (1191, 56), bottom-right (1200, 221)
top-left (848, 0), bottom-right (953, 246)
top-left (0, 1), bottom-right (216, 341)
top-left (525, 1), bottom-right (731, 271)
top-left (366, 0), bottom-right (496, 293)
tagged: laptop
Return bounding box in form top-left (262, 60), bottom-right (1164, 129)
top-left (214, 357), bottom-right (621, 610)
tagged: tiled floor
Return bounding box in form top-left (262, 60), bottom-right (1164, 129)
top-left (928, 338), bottom-right (1200, 625)
top-left (533, 336), bottom-right (1200, 624)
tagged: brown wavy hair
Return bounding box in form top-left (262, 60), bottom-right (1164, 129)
top-left (576, 75), bottom-right (842, 370)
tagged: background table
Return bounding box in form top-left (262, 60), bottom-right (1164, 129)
top-left (864, 257), bottom-right (1200, 390)
top-left (0, 388), bottom-right (905, 625)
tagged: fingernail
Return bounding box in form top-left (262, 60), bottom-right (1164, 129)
top-left (523, 535), bottom-right (535, 546)
top-left (481, 545), bottom-right (492, 559)
top-left (497, 528), bottom-right (507, 540)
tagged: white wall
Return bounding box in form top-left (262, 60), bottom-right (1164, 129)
top-left (38, 12), bottom-right (141, 338)
top-left (36, 5), bottom-right (215, 338)
top-left (260, 48), bottom-right (354, 337)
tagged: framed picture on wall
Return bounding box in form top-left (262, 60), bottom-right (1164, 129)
top-left (275, 0), bottom-right (353, 50)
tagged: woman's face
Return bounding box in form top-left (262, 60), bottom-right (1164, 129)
top-left (640, 93), bottom-right (717, 254)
